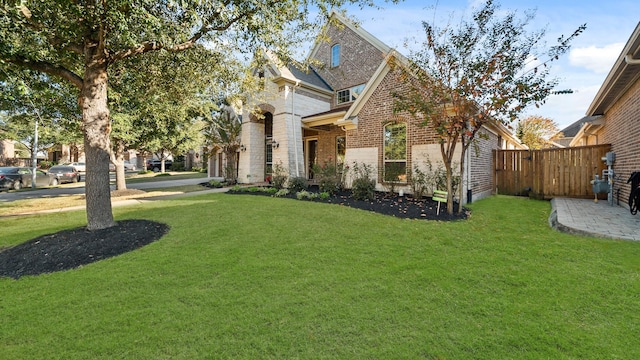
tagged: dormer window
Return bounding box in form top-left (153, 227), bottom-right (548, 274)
top-left (331, 44), bottom-right (340, 67)
top-left (336, 84), bottom-right (365, 105)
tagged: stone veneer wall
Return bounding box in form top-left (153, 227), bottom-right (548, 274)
top-left (239, 80), bottom-right (331, 183)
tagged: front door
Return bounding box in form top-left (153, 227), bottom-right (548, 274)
top-left (306, 139), bottom-right (317, 180)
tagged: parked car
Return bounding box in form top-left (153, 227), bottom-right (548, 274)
top-left (124, 160), bottom-right (136, 171)
top-left (109, 160), bottom-right (137, 172)
top-left (65, 162), bottom-right (86, 172)
top-left (0, 167), bottom-right (53, 190)
top-left (47, 165), bottom-right (81, 184)
top-left (146, 159), bottom-right (172, 172)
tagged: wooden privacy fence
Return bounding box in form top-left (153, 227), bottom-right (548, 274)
top-left (494, 144), bottom-right (612, 199)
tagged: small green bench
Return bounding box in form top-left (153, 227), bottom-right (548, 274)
top-left (433, 190), bottom-right (448, 215)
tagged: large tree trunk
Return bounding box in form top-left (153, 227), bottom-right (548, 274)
top-left (81, 50), bottom-right (115, 230)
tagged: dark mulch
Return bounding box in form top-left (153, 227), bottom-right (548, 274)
top-left (0, 220), bottom-right (169, 279)
top-left (225, 185), bottom-right (470, 222)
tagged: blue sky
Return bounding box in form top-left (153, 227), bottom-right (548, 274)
top-left (342, 0), bottom-right (640, 129)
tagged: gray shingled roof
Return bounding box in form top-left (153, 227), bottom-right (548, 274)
top-left (287, 64), bottom-right (333, 92)
top-left (559, 116), bottom-right (601, 138)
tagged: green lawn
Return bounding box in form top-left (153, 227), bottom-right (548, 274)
top-left (1, 195), bottom-right (638, 359)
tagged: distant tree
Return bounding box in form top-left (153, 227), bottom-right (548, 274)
top-left (516, 115), bottom-right (561, 149)
top-left (0, 69), bottom-right (82, 169)
top-left (1, 1), bottom-right (397, 230)
top-left (109, 48), bottom-right (224, 187)
top-left (393, 0), bottom-right (584, 214)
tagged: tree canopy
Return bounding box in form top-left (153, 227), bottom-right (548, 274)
top-left (393, 0), bottom-right (584, 214)
top-left (0, 0), bottom-right (397, 230)
top-left (516, 115), bottom-right (561, 149)
top-left (0, 69), bottom-right (82, 164)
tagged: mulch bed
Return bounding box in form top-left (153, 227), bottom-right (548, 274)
top-left (226, 185), bottom-right (470, 222)
top-left (0, 220), bottom-right (169, 279)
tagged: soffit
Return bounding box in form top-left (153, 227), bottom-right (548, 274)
top-left (587, 22), bottom-right (640, 116)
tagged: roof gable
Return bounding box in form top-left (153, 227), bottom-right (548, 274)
top-left (307, 10), bottom-right (391, 61)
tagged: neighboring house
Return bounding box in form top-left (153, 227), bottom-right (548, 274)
top-left (47, 143), bottom-right (83, 164)
top-left (239, 11), bottom-right (523, 202)
top-left (570, 22), bottom-right (640, 208)
top-left (0, 139), bottom-right (15, 163)
top-left (553, 115), bottom-right (604, 148)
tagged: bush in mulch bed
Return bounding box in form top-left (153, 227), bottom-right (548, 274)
top-left (224, 185), bottom-right (469, 221)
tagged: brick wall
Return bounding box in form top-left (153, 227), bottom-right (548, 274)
top-left (313, 126), bottom-right (347, 165)
top-left (313, 21), bottom-right (387, 108)
top-left (351, 68), bottom-right (440, 184)
top-left (598, 77), bottom-right (640, 207)
top-left (343, 66), bottom-right (502, 200)
top-left (469, 129), bottom-right (498, 200)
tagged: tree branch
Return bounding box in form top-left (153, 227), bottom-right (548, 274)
top-left (110, 6), bottom-right (255, 63)
top-left (3, 56), bottom-right (83, 89)
top-left (17, 4), bottom-right (84, 55)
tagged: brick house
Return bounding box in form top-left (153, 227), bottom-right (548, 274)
top-left (238, 11), bottom-right (522, 202)
top-left (568, 22), bottom-right (640, 207)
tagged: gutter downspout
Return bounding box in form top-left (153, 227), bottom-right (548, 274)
top-left (625, 54), bottom-right (640, 65)
top-left (292, 80), bottom-right (301, 177)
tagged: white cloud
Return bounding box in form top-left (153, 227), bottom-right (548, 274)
top-left (569, 43), bottom-right (624, 73)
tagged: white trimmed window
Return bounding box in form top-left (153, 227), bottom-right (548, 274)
top-left (384, 123), bottom-right (407, 182)
top-left (331, 44), bottom-right (340, 67)
top-left (336, 84), bottom-right (365, 105)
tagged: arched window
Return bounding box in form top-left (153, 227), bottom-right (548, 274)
top-left (383, 123), bottom-right (407, 182)
top-left (331, 44), bottom-right (340, 68)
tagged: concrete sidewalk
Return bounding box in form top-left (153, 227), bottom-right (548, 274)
top-left (550, 198), bottom-right (640, 241)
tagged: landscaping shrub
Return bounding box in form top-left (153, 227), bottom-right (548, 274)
top-left (313, 160), bottom-right (346, 194)
top-left (208, 180), bottom-right (225, 188)
top-left (172, 161), bottom-right (185, 171)
top-left (274, 189), bottom-right (290, 197)
top-left (287, 176), bottom-right (308, 192)
top-left (350, 162), bottom-right (376, 201)
top-left (411, 165), bottom-right (430, 199)
top-left (271, 162), bottom-right (288, 190)
top-left (434, 162), bottom-right (460, 194)
top-left (296, 190), bottom-right (318, 200)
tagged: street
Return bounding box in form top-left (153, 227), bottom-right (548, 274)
top-left (0, 174), bottom-right (213, 203)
